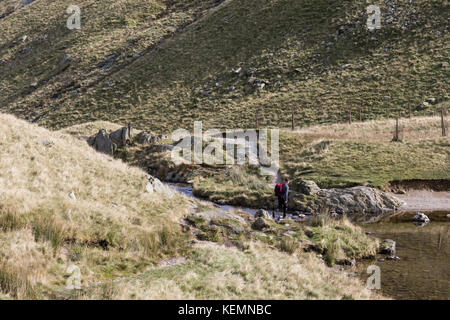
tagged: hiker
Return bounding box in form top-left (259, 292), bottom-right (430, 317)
top-left (274, 178), bottom-right (289, 218)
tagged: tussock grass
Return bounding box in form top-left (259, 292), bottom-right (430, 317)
top-left (0, 113), bottom-right (190, 298)
top-left (193, 165), bottom-right (273, 208)
top-left (305, 215), bottom-right (379, 266)
top-left (77, 242), bottom-right (384, 300)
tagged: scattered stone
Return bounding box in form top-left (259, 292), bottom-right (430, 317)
top-left (385, 256), bottom-right (401, 261)
top-left (379, 239), bottom-right (396, 255)
top-left (97, 54), bottom-right (119, 72)
top-left (38, 140), bottom-right (54, 147)
top-left (412, 212), bottom-right (430, 224)
top-left (145, 182), bottom-right (154, 193)
top-left (255, 209), bottom-right (272, 220)
top-left (146, 176), bottom-right (174, 198)
top-left (232, 67), bottom-right (242, 74)
top-left (159, 257), bottom-right (186, 268)
top-left (252, 217), bottom-right (269, 231)
top-left (335, 259), bottom-right (356, 267)
top-left (298, 180), bottom-right (321, 195)
top-left (68, 192), bottom-right (76, 200)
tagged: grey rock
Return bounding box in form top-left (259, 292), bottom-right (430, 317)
top-left (136, 131), bottom-right (153, 145)
top-left (190, 210), bottom-right (247, 226)
top-left (255, 209), bottom-right (272, 220)
top-left (68, 192), bottom-right (76, 200)
top-left (385, 256), bottom-right (400, 261)
top-left (109, 124), bottom-right (133, 147)
top-left (146, 176), bottom-right (174, 198)
top-left (87, 129), bottom-right (117, 156)
top-left (18, 0), bottom-right (35, 9)
top-left (298, 180), bottom-right (321, 195)
top-left (292, 186), bottom-right (404, 215)
top-left (379, 239), bottom-right (396, 255)
top-left (412, 212), bottom-right (430, 224)
top-left (252, 217), bottom-right (269, 231)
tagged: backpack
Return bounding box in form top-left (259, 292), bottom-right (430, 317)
top-left (275, 183), bottom-right (283, 196)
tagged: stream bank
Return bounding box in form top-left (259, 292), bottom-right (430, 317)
top-left (169, 182), bottom-right (450, 299)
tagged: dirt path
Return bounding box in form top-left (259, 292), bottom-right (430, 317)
top-left (392, 190), bottom-right (450, 212)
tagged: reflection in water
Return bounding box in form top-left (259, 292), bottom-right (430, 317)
top-left (358, 211), bottom-right (449, 300)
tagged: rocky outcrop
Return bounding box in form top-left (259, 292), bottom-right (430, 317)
top-left (109, 124), bottom-right (133, 147)
top-left (291, 186), bottom-right (404, 215)
top-left (87, 129), bottom-right (117, 156)
top-left (297, 180), bottom-right (321, 195)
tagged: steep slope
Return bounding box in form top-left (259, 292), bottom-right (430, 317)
top-left (0, 0), bottom-right (225, 123)
top-left (0, 0), bottom-right (448, 131)
top-left (0, 112), bottom-right (189, 298)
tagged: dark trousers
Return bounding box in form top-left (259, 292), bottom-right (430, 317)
top-left (277, 196), bottom-right (287, 217)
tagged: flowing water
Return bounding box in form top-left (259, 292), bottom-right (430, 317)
top-left (357, 211), bottom-right (450, 300)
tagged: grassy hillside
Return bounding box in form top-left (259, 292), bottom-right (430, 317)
top-left (0, 0), bottom-right (448, 131)
top-left (0, 113), bottom-right (384, 299)
top-left (0, 112), bottom-right (190, 298)
top-left (280, 116), bottom-right (450, 189)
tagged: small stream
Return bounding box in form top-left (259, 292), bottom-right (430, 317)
top-left (167, 183), bottom-right (258, 216)
top-left (168, 183), bottom-right (450, 299)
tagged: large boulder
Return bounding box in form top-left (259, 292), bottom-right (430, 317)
top-left (109, 124), bottom-right (133, 147)
top-left (87, 129), bottom-right (117, 156)
top-left (297, 180), bottom-right (321, 195)
top-left (291, 186), bottom-right (404, 215)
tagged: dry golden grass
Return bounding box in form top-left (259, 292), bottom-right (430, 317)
top-left (291, 115), bottom-right (448, 143)
top-left (0, 113), bottom-right (190, 298)
top-left (75, 242), bottom-right (385, 300)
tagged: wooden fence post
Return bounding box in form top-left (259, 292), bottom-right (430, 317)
top-left (291, 106), bottom-right (295, 131)
top-left (392, 115), bottom-right (400, 142)
top-left (442, 106), bottom-right (447, 137)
